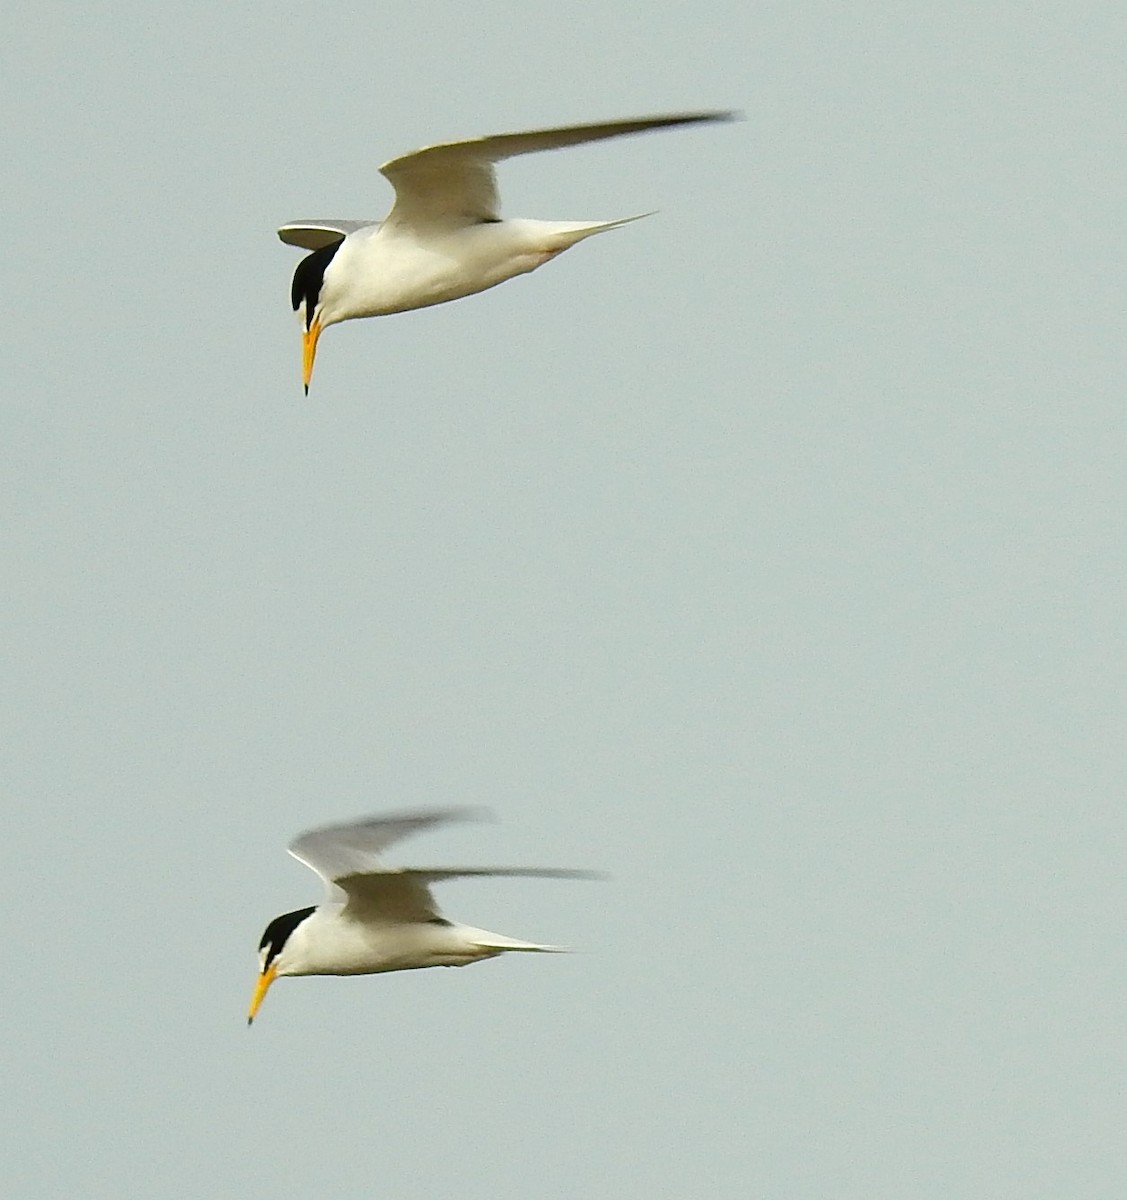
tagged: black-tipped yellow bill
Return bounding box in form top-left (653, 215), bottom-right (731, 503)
top-left (302, 319), bottom-right (323, 394)
top-left (247, 964), bottom-right (277, 1025)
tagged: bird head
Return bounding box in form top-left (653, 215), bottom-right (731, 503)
top-left (291, 241), bottom-right (345, 393)
top-left (247, 905), bottom-right (316, 1024)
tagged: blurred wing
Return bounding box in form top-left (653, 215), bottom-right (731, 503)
top-left (379, 110), bottom-right (739, 232)
top-left (277, 220), bottom-right (377, 250)
top-left (337, 870), bottom-right (445, 923)
top-left (414, 867), bottom-right (606, 885)
top-left (287, 808), bottom-right (486, 892)
top-left (337, 866), bottom-right (604, 923)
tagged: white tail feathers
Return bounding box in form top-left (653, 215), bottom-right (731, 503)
top-left (462, 926), bottom-right (569, 954)
top-left (580, 211), bottom-right (656, 234)
top-left (554, 212), bottom-right (654, 243)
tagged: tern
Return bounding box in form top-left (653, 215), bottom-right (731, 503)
top-left (279, 109), bottom-right (739, 391)
top-left (247, 808), bottom-right (600, 1024)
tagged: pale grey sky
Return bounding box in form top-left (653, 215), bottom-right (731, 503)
top-left (4, 2), bottom-right (1126, 1197)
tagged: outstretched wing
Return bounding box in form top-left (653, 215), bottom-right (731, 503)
top-left (287, 808), bottom-right (486, 897)
top-left (277, 220), bottom-right (377, 250)
top-left (379, 110), bottom-right (739, 232)
top-left (337, 866), bottom-right (605, 924)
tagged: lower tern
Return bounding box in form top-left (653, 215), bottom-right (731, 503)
top-left (279, 109), bottom-right (739, 391)
top-left (247, 809), bottom-right (599, 1024)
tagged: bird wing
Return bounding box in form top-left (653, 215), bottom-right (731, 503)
top-left (336, 866), bottom-right (604, 924)
top-left (378, 110), bottom-right (739, 231)
top-left (287, 808), bottom-right (485, 898)
top-left (277, 220), bottom-right (377, 250)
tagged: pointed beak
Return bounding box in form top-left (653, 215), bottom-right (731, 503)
top-left (302, 318), bottom-right (323, 395)
top-left (247, 964), bottom-right (278, 1026)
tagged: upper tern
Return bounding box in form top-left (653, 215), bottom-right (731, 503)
top-left (247, 808), bottom-right (600, 1024)
top-left (279, 110), bottom-right (739, 391)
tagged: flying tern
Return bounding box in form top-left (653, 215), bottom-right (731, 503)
top-left (248, 808), bottom-right (599, 1024)
top-left (279, 109), bottom-right (739, 391)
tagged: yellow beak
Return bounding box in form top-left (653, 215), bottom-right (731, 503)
top-left (247, 964), bottom-right (278, 1025)
top-left (302, 318), bottom-right (323, 395)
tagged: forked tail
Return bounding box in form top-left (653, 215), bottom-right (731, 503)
top-left (539, 212), bottom-right (655, 254)
top-left (462, 925), bottom-right (569, 954)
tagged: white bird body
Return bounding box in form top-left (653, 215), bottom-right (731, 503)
top-left (311, 217), bottom-right (641, 324)
top-left (279, 110), bottom-right (739, 389)
top-left (247, 809), bottom-right (598, 1022)
top-left (275, 903), bottom-right (558, 977)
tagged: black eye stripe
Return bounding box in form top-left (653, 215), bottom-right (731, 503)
top-left (259, 906), bottom-right (316, 968)
top-left (291, 240), bottom-right (344, 327)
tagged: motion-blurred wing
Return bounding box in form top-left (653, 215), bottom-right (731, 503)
top-left (336, 870), bottom-right (445, 923)
top-left (414, 867), bottom-right (605, 885)
top-left (287, 809), bottom-right (485, 892)
top-left (379, 110), bottom-right (739, 232)
top-left (337, 866), bottom-right (604, 923)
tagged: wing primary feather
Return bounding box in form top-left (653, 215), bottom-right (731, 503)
top-left (379, 109), bottom-right (741, 231)
top-left (381, 110), bottom-right (741, 173)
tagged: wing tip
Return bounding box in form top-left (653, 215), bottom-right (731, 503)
top-left (667, 107), bottom-right (743, 122)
